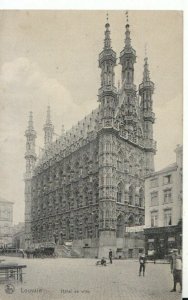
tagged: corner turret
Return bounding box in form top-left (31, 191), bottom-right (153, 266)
top-left (44, 106), bottom-right (54, 149)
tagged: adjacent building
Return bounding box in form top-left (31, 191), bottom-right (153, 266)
top-left (0, 197), bottom-right (14, 247)
top-left (12, 222), bottom-right (25, 250)
top-left (144, 145), bottom-right (182, 258)
top-left (24, 17), bottom-right (156, 258)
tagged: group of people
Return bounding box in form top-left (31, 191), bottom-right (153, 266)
top-left (139, 249), bottom-right (182, 293)
top-left (100, 249), bottom-right (113, 266)
top-left (100, 248), bottom-right (182, 293)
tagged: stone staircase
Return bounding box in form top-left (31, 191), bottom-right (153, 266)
top-left (55, 244), bottom-right (81, 258)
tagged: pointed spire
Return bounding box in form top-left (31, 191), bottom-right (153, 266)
top-left (144, 43), bottom-right (147, 57)
top-left (104, 12), bottom-right (111, 49)
top-left (44, 106), bottom-right (54, 148)
top-left (139, 54), bottom-right (154, 100)
top-left (25, 111), bottom-right (36, 138)
top-left (143, 57), bottom-right (150, 82)
top-left (45, 106), bottom-right (52, 125)
top-left (125, 11), bottom-right (131, 49)
top-left (61, 124), bottom-right (65, 135)
top-left (28, 111), bottom-right (34, 130)
top-left (25, 111), bottom-right (37, 170)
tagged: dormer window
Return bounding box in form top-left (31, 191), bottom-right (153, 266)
top-left (163, 174), bottom-right (172, 185)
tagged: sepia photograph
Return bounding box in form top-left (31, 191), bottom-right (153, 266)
top-left (0, 8), bottom-right (183, 300)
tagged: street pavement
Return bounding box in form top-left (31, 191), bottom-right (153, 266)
top-left (0, 256), bottom-right (182, 300)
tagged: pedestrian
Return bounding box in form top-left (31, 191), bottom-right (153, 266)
top-left (153, 251), bottom-right (156, 264)
top-left (109, 249), bottom-right (113, 264)
top-left (170, 249), bottom-right (182, 293)
top-left (101, 257), bottom-right (106, 266)
top-left (139, 254), bottom-right (146, 276)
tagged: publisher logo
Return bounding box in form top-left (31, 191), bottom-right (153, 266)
top-left (5, 283), bottom-right (15, 294)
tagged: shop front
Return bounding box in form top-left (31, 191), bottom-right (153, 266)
top-left (144, 223), bottom-right (182, 259)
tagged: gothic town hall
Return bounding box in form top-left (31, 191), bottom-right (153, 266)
top-left (24, 17), bottom-right (156, 258)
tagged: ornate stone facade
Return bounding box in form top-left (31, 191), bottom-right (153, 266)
top-left (0, 197), bottom-right (14, 247)
top-left (24, 18), bottom-right (156, 257)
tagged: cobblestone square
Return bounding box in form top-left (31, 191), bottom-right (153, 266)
top-left (0, 256), bottom-right (182, 300)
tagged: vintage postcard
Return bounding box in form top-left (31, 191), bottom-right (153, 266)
top-left (0, 9), bottom-right (184, 300)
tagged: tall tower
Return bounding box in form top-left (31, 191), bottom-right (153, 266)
top-left (24, 111), bottom-right (37, 248)
top-left (44, 106), bottom-right (54, 149)
top-left (98, 16), bottom-right (117, 123)
top-left (120, 20), bottom-right (136, 86)
top-left (98, 16), bottom-right (118, 257)
top-left (119, 14), bottom-right (137, 125)
top-left (139, 56), bottom-right (156, 173)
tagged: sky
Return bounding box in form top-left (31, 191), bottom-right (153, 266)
top-left (0, 10), bottom-right (183, 225)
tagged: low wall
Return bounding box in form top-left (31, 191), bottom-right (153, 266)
top-left (63, 232), bottom-right (145, 259)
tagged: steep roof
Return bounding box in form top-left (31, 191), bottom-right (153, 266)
top-left (159, 162), bottom-right (177, 173)
top-left (0, 196), bottom-right (14, 204)
top-left (146, 162), bottom-right (177, 178)
top-left (37, 106), bottom-right (100, 166)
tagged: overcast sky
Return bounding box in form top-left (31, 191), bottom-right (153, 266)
top-left (0, 11), bottom-right (183, 224)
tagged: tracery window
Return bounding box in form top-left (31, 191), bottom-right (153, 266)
top-left (117, 151), bottom-right (123, 171)
top-left (84, 217), bottom-right (89, 239)
top-left (66, 219), bottom-right (70, 239)
top-left (139, 188), bottom-right (144, 207)
top-left (74, 218), bottom-right (79, 239)
top-left (116, 214), bottom-right (124, 237)
top-left (139, 216), bottom-right (144, 225)
top-left (106, 142), bottom-right (111, 152)
top-left (128, 215), bottom-right (134, 227)
top-left (129, 185), bottom-right (134, 205)
top-left (106, 174), bottom-right (111, 186)
top-left (117, 182), bottom-right (123, 203)
top-left (84, 186), bottom-right (89, 206)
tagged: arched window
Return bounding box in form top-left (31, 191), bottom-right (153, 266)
top-left (129, 185), bottom-right (134, 205)
top-left (74, 161), bottom-right (80, 177)
top-left (93, 215), bottom-right (99, 238)
top-left (74, 191), bottom-right (79, 209)
top-left (139, 216), bottom-right (144, 225)
top-left (117, 151), bottom-right (123, 171)
top-left (66, 219), bottom-right (70, 239)
top-left (129, 164), bottom-right (133, 175)
top-left (45, 224), bottom-right (49, 241)
top-left (123, 154), bottom-right (128, 169)
top-left (106, 174), bottom-right (111, 186)
top-left (129, 155), bottom-right (134, 175)
top-left (74, 218), bottom-right (79, 239)
top-left (128, 215), bottom-right (134, 227)
top-left (106, 142), bottom-right (111, 152)
top-left (139, 188), bottom-right (144, 207)
top-left (93, 182), bottom-right (99, 204)
top-left (42, 224), bottom-right (46, 241)
top-left (66, 192), bottom-right (70, 211)
top-left (84, 186), bottom-right (88, 206)
top-left (84, 217), bottom-right (89, 239)
top-left (117, 214), bottom-right (124, 237)
top-left (127, 71), bottom-right (130, 83)
top-left (83, 154), bottom-right (89, 176)
top-left (117, 182), bottom-right (123, 203)
top-left (59, 231), bottom-right (64, 245)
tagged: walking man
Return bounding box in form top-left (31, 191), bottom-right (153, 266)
top-left (139, 254), bottom-right (146, 276)
top-left (109, 249), bottom-right (113, 264)
top-left (170, 249), bottom-right (182, 293)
